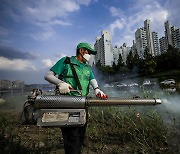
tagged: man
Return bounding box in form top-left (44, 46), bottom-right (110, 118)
top-left (44, 42), bottom-right (107, 154)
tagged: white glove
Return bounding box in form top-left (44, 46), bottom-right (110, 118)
top-left (95, 88), bottom-right (108, 99)
top-left (58, 82), bottom-right (72, 94)
top-left (90, 79), bottom-right (108, 99)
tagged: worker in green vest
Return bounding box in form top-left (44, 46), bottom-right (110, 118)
top-left (44, 42), bottom-right (107, 154)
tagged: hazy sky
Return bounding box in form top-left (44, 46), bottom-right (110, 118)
top-left (0, 0), bottom-right (179, 84)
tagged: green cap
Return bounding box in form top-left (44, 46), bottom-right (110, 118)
top-left (77, 42), bottom-right (97, 55)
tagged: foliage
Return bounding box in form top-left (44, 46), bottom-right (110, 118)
top-left (116, 53), bottom-right (124, 70)
top-left (112, 61), bottom-right (117, 72)
top-left (96, 60), bottom-right (101, 68)
top-left (102, 66), bottom-right (116, 74)
top-left (126, 50), bottom-right (134, 70)
top-left (133, 50), bottom-right (140, 67)
top-left (86, 107), bottom-right (178, 153)
top-left (96, 54), bottom-right (124, 74)
top-left (0, 95), bottom-right (180, 153)
top-left (96, 45), bottom-right (180, 76)
top-left (96, 62), bottom-right (116, 75)
top-left (155, 45), bottom-right (180, 72)
top-left (139, 48), bottom-right (157, 75)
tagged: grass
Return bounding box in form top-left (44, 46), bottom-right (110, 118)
top-left (0, 110), bottom-right (64, 153)
top-left (86, 107), bottom-right (171, 153)
top-left (0, 93), bottom-right (27, 109)
top-left (0, 94), bottom-right (180, 153)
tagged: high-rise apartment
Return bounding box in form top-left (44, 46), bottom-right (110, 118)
top-left (94, 30), bottom-right (113, 66)
top-left (113, 45), bottom-right (120, 65)
top-left (121, 43), bottom-right (131, 64)
top-left (164, 21), bottom-right (173, 47)
top-left (152, 32), bottom-right (160, 56)
top-left (144, 19), bottom-right (155, 56)
top-left (160, 21), bottom-right (180, 53)
top-left (135, 19), bottom-right (159, 57)
top-left (113, 43), bottom-right (131, 65)
top-left (135, 27), bottom-right (147, 58)
top-left (159, 36), bottom-right (167, 54)
top-left (172, 27), bottom-right (180, 49)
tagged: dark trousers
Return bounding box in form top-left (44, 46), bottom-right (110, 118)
top-left (61, 124), bottom-right (87, 154)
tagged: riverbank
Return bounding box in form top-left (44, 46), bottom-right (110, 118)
top-left (0, 108), bottom-right (179, 154)
top-left (0, 94), bottom-right (180, 153)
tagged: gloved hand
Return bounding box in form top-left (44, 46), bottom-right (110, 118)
top-left (95, 88), bottom-right (108, 99)
top-left (58, 82), bottom-right (72, 94)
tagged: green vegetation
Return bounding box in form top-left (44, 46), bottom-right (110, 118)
top-left (96, 46), bottom-right (180, 77)
top-left (0, 94), bottom-right (26, 109)
top-left (0, 110), bottom-right (64, 153)
top-left (86, 107), bottom-right (180, 153)
top-left (0, 95), bottom-right (180, 153)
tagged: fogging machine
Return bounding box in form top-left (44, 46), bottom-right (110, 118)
top-left (20, 91), bottom-right (161, 127)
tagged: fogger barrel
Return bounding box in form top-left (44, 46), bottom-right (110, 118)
top-left (20, 95), bottom-right (162, 127)
top-left (34, 95), bottom-right (161, 109)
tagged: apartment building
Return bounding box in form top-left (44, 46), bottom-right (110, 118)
top-left (152, 32), bottom-right (160, 56)
top-left (135, 27), bottom-right (147, 58)
top-left (160, 21), bottom-right (180, 52)
top-left (94, 30), bottom-right (113, 66)
top-left (135, 19), bottom-right (160, 58)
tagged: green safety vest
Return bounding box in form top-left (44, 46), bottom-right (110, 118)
top-left (50, 56), bottom-right (94, 96)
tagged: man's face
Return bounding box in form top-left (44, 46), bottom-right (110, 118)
top-left (79, 48), bottom-right (91, 63)
top-left (80, 48), bottom-right (91, 56)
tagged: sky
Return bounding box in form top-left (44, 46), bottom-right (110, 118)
top-left (0, 0), bottom-right (180, 84)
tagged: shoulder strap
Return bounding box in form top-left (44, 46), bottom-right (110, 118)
top-left (65, 57), bottom-right (82, 90)
top-left (64, 56), bottom-right (70, 64)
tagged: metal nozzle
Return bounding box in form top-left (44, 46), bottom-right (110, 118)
top-left (155, 99), bottom-right (162, 105)
top-left (87, 98), bottom-right (162, 106)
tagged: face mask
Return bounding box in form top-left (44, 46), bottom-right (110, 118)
top-left (83, 54), bottom-right (91, 62)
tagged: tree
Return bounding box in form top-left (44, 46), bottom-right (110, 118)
top-left (117, 53), bottom-right (124, 68)
top-left (133, 50), bottom-right (140, 67)
top-left (113, 53), bottom-right (124, 72)
top-left (167, 45), bottom-right (174, 53)
top-left (126, 50), bottom-right (134, 70)
top-left (140, 47), bottom-right (156, 75)
top-left (102, 66), bottom-right (116, 74)
top-left (156, 45), bottom-right (180, 71)
top-left (143, 47), bottom-right (152, 60)
top-left (96, 60), bottom-right (101, 67)
top-left (112, 61), bottom-right (117, 72)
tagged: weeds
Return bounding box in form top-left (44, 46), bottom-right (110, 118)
top-left (86, 107), bottom-right (176, 153)
top-left (0, 95), bottom-right (180, 153)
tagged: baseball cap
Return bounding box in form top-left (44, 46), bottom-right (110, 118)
top-left (77, 42), bottom-right (97, 55)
